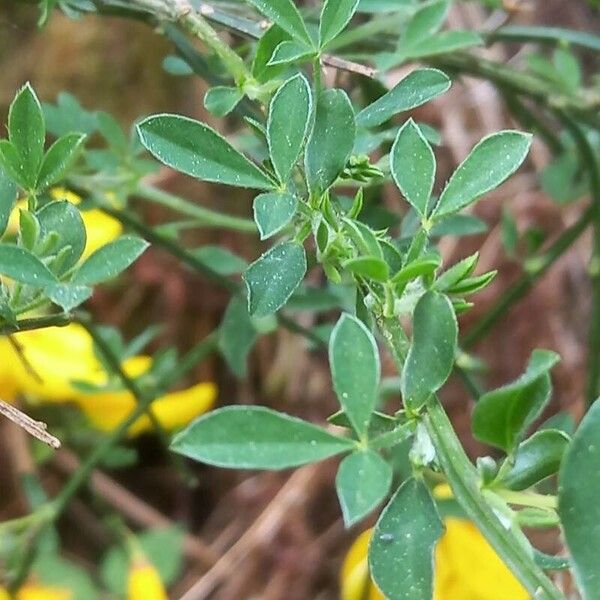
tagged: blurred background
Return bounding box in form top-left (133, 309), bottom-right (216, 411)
top-left (0, 0), bottom-right (599, 598)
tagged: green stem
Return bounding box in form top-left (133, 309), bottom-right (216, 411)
top-left (0, 313), bottom-right (71, 336)
top-left (495, 489), bottom-right (557, 511)
top-left (131, 0), bottom-right (249, 84)
top-left (379, 318), bottom-right (564, 599)
top-left (100, 203), bottom-right (324, 346)
top-left (135, 182), bottom-right (257, 233)
top-left (428, 52), bottom-right (600, 130)
top-left (463, 205), bottom-right (593, 348)
top-left (75, 313), bottom-right (168, 441)
top-left (424, 398), bottom-right (563, 599)
top-left (558, 113), bottom-right (600, 405)
top-left (48, 328), bottom-right (216, 518)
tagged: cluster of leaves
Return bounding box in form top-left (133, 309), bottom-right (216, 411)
top-left (0, 85), bottom-right (148, 320)
top-left (3, 0), bottom-right (600, 598)
top-left (122, 0), bottom-right (600, 597)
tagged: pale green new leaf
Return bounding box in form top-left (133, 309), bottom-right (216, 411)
top-left (171, 406), bottom-right (355, 469)
top-left (336, 449), bottom-right (392, 527)
top-left (268, 74), bottom-right (312, 183)
top-left (244, 242), bottom-right (306, 317)
top-left (137, 115), bottom-right (275, 190)
top-left (329, 313), bottom-right (380, 437)
top-left (369, 478), bottom-right (443, 600)
top-left (401, 291), bottom-right (457, 410)
top-left (356, 69), bottom-right (450, 128)
top-left (390, 118), bottom-right (435, 218)
top-left (433, 131), bottom-right (531, 217)
top-left (305, 89), bottom-right (355, 194)
top-left (253, 192), bottom-right (298, 239)
top-left (319, 0), bottom-right (360, 49)
top-left (73, 236), bottom-right (149, 285)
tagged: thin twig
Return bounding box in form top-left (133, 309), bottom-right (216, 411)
top-left (0, 399), bottom-right (61, 449)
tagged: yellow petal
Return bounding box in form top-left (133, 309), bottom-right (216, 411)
top-left (127, 562), bottom-right (167, 600)
top-left (434, 518), bottom-right (529, 600)
top-left (80, 209), bottom-right (123, 258)
top-left (342, 519), bottom-right (531, 600)
top-left (17, 584), bottom-right (72, 600)
top-left (340, 530), bottom-right (383, 600)
top-left (3, 324), bottom-right (101, 403)
top-left (75, 377), bottom-right (217, 436)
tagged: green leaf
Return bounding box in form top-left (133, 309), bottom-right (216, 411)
top-left (36, 133), bottom-right (85, 191)
top-left (433, 131), bottom-right (531, 217)
top-left (253, 191), bottom-right (298, 239)
top-left (204, 87), bottom-right (243, 117)
top-left (369, 478), bottom-right (443, 600)
top-left (559, 400), bottom-right (600, 598)
top-left (492, 25), bottom-right (600, 53)
top-left (268, 74), bottom-right (312, 183)
top-left (390, 254), bottom-right (440, 287)
top-left (101, 527), bottom-right (184, 595)
top-left (171, 406), bottom-right (354, 469)
top-left (403, 30), bottom-right (483, 60)
top-left (252, 24), bottom-right (291, 82)
top-left (267, 41), bottom-right (315, 65)
top-left (73, 236), bottom-right (149, 285)
top-left (192, 246), bottom-right (247, 275)
top-left (343, 256), bottom-right (389, 282)
top-left (434, 253), bottom-right (478, 292)
top-left (356, 69), bottom-right (450, 128)
top-left (0, 244), bottom-right (57, 287)
top-left (390, 119), bottom-right (435, 218)
top-left (219, 295), bottom-right (258, 377)
top-left (0, 140), bottom-right (29, 189)
top-left (246, 0), bottom-right (313, 46)
top-left (34, 555), bottom-right (98, 600)
top-left (37, 200), bottom-right (87, 272)
top-left (402, 0), bottom-right (448, 47)
top-left (305, 89), bottom-right (355, 194)
top-left (137, 114), bottom-right (275, 190)
top-left (319, 0), bottom-right (360, 49)
top-left (502, 429), bottom-right (570, 491)
top-left (472, 350), bottom-right (560, 451)
top-left (329, 313), bottom-right (380, 437)
top-left (47, 283), bottom-right (92, 312)
top-left (8, 83), bottom-right (45, 184)
top-left (336, 449), bottom-right (392, 526)
top-left (401, 291), bottom-right (457, 410)
top-left (244, 242), bottom-right (306, 317)
top-left (0, 169), bottom-right (17, 237)
top-left (429, 214), bottom-right (487, 238)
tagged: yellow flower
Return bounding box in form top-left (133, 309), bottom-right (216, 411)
top-left (0, 324), bottom-right (216, 435)
top-left (127, 559), bottom-right (167, 600)
top-left (341, 507), bottom-right (530, 599)
top-left (0, 584), bottom-right (72, 600)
